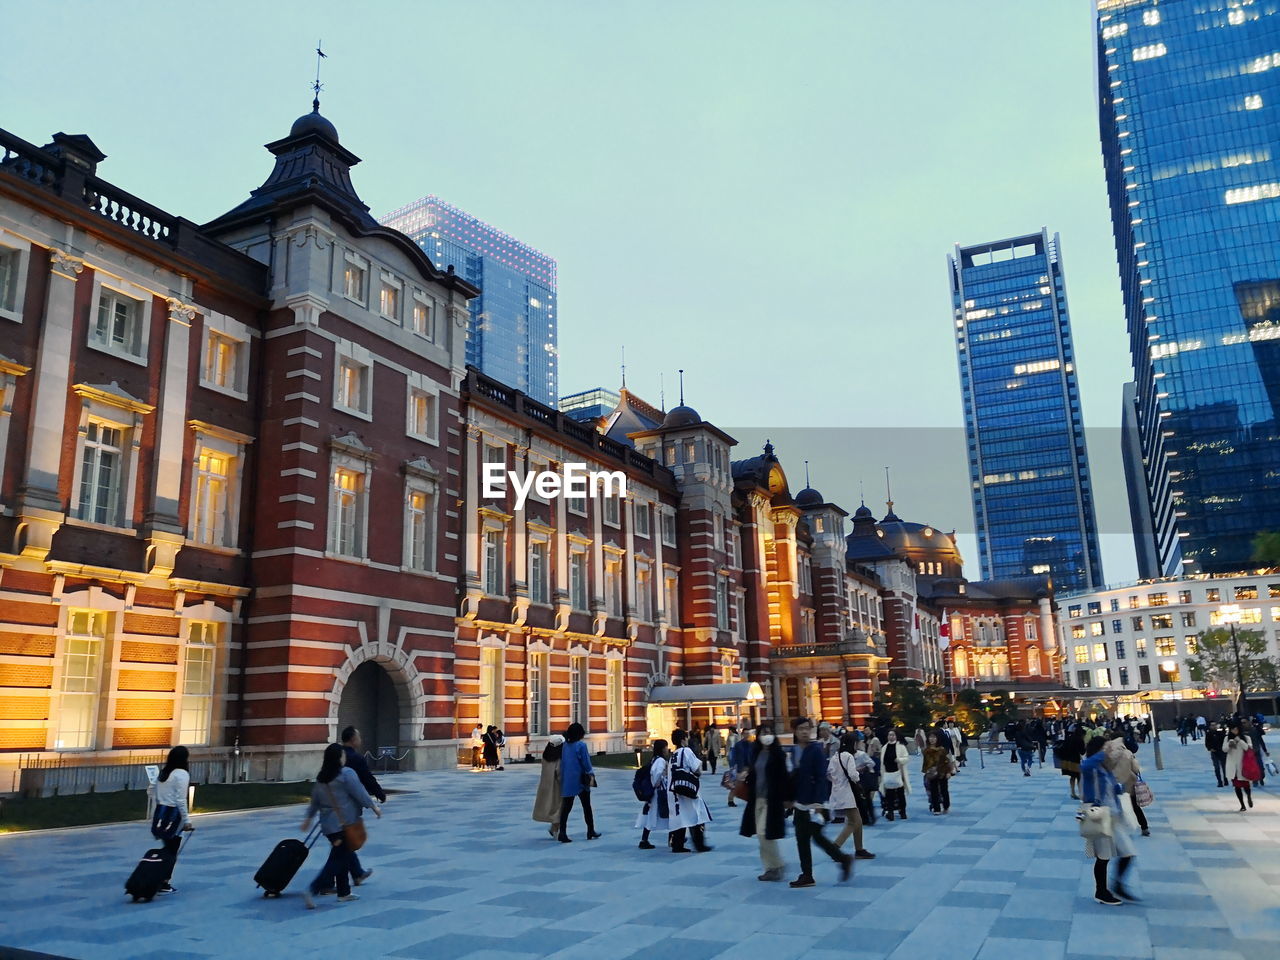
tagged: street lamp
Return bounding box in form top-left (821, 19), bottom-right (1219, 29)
top-left (1219, 604), bottom-right (1249, 715)
top-left (1161, 659), bottom-right (1179, 727)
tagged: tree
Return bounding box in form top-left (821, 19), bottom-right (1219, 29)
top-left (1251, 531), bottom-right (1280, 566)
top-left (950, 688), bottom-right (989, 735)
top-left (871, 678), bottom-right (945, 733)
top-left (984, 689), bottom-right (1020, 731)
top-left (1184, 626), bottom-right (1280, 700)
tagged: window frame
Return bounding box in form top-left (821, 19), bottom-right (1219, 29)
top-left (378, 271), bottom-right (402, 323)
top-left (88, 280), bottom-right (149, 363)
top-left (334, 346), bottom-right (373, 421)
top-left (405, 374), bottom-right (440, 445)
top-left (0, 231), bottom-right (31, 323)
top-left (404, 477), bottom-right (438, 574)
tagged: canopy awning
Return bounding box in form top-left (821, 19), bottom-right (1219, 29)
top-left (647, 682), bottom-right (765, 706)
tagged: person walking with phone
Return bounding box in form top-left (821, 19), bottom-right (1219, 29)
top-left (1225, 721), bottom-right (1257, 811)
top-left (300, 743), bottom-right (381, 909)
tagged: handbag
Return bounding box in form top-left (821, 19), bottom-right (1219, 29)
top-left (731, 777), bottom-right (750, 801)
top-left (1078, 804), bottom-right (1113, 840)
top-left (150, 803), bottom-right (182, 841)
top-left (670, 748), bottom-right (701, 798)
top-left (1242, 750), bottom-right (1263, 783)
top-left (881, 770), bottom-right (903, 790)
top-left (720, 771), bottom-right (734, 790)
top-left (1266, 759), bottom-right (1279, 777)
top-left (1133, 777), bottom-right (1154, 808)
top-left (324, 782), bottom-right (368, 853)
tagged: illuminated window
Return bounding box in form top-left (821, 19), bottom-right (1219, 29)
top-left (1013, 359), bottom-right (1061, 375)
top-left (1142, 9), bottom-right (1160, 26)
top-left (410, 293), bottom-right (434, 340)
top-left (1093, 642), bottom-right (1108, 662)
top-left (954, 648), bottom-right (968, 677)
top-left (1148, 592), bottom-right (1169, 607)
top-left (336, 357), bottom-right (370, 415)
top-left (1090, 622), bottom-right (1105, 636)
top-left (1230, 8), bottom-right (1246, 25)
top-left (479, 647), bottom-right (503, 730)
top-left (1179, 590), bottom-right (1193, 603)
top-left (1181, 611), bottom-right (1196, 627)
top-left (1026, 646), bottom-right (1042, 674)
top-left (1151, 613), bottom-right (1173, 630)
top-left (329, 467), bottom-right (365, 557)
top-left (665, 572), bottom-right (680, 624)
top-left (58, 610), bottom-right (107, 750)
top-left (78, 420), bottom-right (124, 526)
top-left (1136, 637), bottom-right (1148, 659)
top-left (1155, 635), bottom-right (1176, 657)
top-left (1096, 668), bottom-right (1113, 689)
top-left (1074, 644), bottom-right (1090, 664)
top-left (405, 487), bottom-right (435, 572)
top-left (1245, 94), bottom-right (1263, 110)
top-left (1102, 22), bottom-right (1128, 39)
top-left (203, 330), bottom-right (242, 393)
top-left (1236, 585), bottom-right (1259, 601)
top-left (342, 254), bottom-right (367, 303)
top-left (407, 388), bottom-right (438, 442)
top-left (606, 658), bottom-right (623, 731)
top-left (378, 274), bottom-right (401, 322)
top-left (571, 655), bottom-right (589, 730)
top-left (1206, 588), bottom-right (1220, 602)
top-left (1132, 43), bottom-right (1167, 61)
top-left (483, 528), bottom-right (506, 596)
top-left (193, 449), bottom-right (232, 546)
top-left (180, 622), bottom-right (217, 746)
top-left (1225, 183), bottom-right (1280, 205)
top-left (1185, 635), bottom-right (1199, 655)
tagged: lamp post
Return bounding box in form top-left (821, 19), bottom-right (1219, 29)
top-left (1162, 658), bottom-right (1179, 730)
top-left (1219, 604), bottom-right (1249, 715)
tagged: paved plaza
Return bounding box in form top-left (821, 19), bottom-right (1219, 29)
top-left (3, 737), bottom-right (1280, 960)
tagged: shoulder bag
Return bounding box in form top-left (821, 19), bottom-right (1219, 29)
top-left (324, 781), bottom-right (368, 852)
top-left (670, 748), bottom-right (701, 799)
top-left (837, 754), bottom-right (867, 803)
top-left (1133, 776), bottom-right (1154, 808)
top-left (1078, 803), bottom-right (1113, 840)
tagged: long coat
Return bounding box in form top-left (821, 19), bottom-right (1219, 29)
top-left (662, 747), bottom-right (712, 830)
top-left (738, 744), bottom-right (792, 841)
top-left (532, 752), bottom-right (562, 823)
top-left (878, 742), bottom-right (912, 797)
top-left (1103, 739), bottom-right (1140, 793)
top-left (559, 740), bottom-right (593, 798)
top-left (1225, 734), bottom-right (1254, 782)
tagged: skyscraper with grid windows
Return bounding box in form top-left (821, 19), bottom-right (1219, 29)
top-left (1098, 0), bottom-right (1280, 575)
top-left (380, 196), bottom-right (558, 406)
top-left (949, 229), bottom-right (1104, 593)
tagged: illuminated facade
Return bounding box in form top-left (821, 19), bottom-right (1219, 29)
top-left (378, 197), bottom-right (558, 407)
top-left (949, 230), bottom-right (1103, 593)
top-left (1098, 0), bottom-right (1280, 575)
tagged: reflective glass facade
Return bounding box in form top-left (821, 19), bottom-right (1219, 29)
top-left (1098, 0), bottom-right (1280, 574)
top-left (950, 230), bottom-right (1104, 593)
top-left (380, 197), bottom-right (558, 406)
top-left (560, 386), bottom-right (621, 422)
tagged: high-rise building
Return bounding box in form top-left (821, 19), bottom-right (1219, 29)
top-left (1097, 0), bottom-right (1280, 575)
top-left (949, 230), bottom-right (1104, 593)
top-left (559, 386), bottom-right (621, 422)
top-left (379, 196), bottom-right (558, 406)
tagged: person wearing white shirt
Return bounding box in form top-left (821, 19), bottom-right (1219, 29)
top-left (149, 745), bottom-right (194, 895)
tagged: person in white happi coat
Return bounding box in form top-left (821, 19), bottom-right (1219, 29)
top-left (664, 728), bottom-right (713, 852)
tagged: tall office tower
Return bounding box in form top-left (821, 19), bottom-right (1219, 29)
top-left (380, 196), bottom-right (558, 406)
top-left (949, 230), bottom-right (1104, 593)
top-left (1098, 0), bottom-right (1280, 575)
top-left (560, 387), bottom-right (622, 423)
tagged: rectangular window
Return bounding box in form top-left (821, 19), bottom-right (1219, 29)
top-left (1111, 619), bottom-right (1122, 634)
top-left (604, 496), bottom-right (620, 526)
top-left (571, 655), bottom-right (589, 730)
top-left (529, 540), bottom-right (549, 604)
top-left (193, 449), bottom-right (232, 546)
top-left (1119, 666), bottom-right (1130, 687)
top-left (605, 558), bottom-right (623, 616)
top-left (337, 358), bottom-right (369, 414)
top-left (1115, 640), bottom-right (1127, 660)
top-left (1128, 595), bottom-right (1140, 609)
top-left (567, 491), bottom-right (587, 516)
top-left (1068, 605), bottom-right (1082, 618)
top-left (1093, 642), bottom-right (1108, 662)
top-left (1136, 637), bottom-right (1148, 659)
top-left (406, 488), bottom-right (434, 571)
top-left (0, 245), bottom-right (19, 313)
top-left (1155, 635), bottom-right (1176, 657)
top-left (1148, 592), bottom-right (1168, 607)
top-left (1151, 614), bottom-right (1173, 630)
top-left (1096, 668), bottom-right (1112, 689)
top-left (635, 564), bottom-right (652, 621)
top-left (480, 647), bottom-right (503, 730)
top-left (328, 467), bottom-right (364, 556)
top-left (635, 503), bottom-right (650, 538)
top-left (58, 610), bottom-right (107, 750)
top-left (1139, 665), bottom-right (1151, 685)
top-left (1236, 585), bottom-right (1259, 601)
top-left (1132, 616), bottom-right (1144, 631)
top-left (1179, 590), bottom-right (1193, 604)
top-left (410, 294), bottom-right (434, 339)
top-left (1185, 634), bottom-right (1199, 655)
top-left (1206, 588), bottom-right (1220, 602)
top-left (716, 576), bottom-right (730, 630)
top-left (1071, 625), bottom-right (1086, 639)
top-left (179, 621), bottom-right (217, 746)
top-left (607, 659), bottom-right (623, 731)
top-left (92, 288), bottom-right (143, 356)
top-left (664, 445), bottom-right (676, 467)
top-left (1090, 622), bottom-right (1104, 636)
top-left (683, 440), bottom-right (696, 462)
top-left (407, 388), bottom-right (437, 441)
top-left (1087, 601), bottom-right (1101, 615)
top-left (570, 552), bottom-right (589, 611)
top-left (343, 256), bottom-right (367, 302)
top-left (661, 512), bottom-right (677, 547)
top-left (1110, 599), bottom-right (1121, 612)
top-left (1076, 670), bottom-right (1091, 689)
top-left (78, 421), bottom-right (124, 526)
top-left (665, 573), bottom-right (679, 625)
top-left (379, 278), bottom-right (400, 321)
top-left (1270, 584), bottom-right (1280, 599)
top-left (529, 653), bottom-right (549, 736)
top-left (736, 592), bottom-right (746, 638)
top-left (1181, 611), bottom-right (1196, 628)
top-left (203, 330), bottom-right (242, 393)
top-left (483, 528), bottom-right (505, 595)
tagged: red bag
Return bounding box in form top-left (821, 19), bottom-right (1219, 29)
top-left (1242, 750), bottom-right (1263, 783)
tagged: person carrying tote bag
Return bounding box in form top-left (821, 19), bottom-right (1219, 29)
top-left (1079, 736), bottom-right (1136, 905)
top-left (666, 729), bottom-right (713, 852)
top-left (878, 730), bottom-right (911, 821)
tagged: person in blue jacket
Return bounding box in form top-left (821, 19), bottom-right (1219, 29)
top-left (727, 727), bottom-right (754, 808)
top-left (557, 722), bottom-right (600, 842)
top-left (788, 717), bottom-right (854, 888)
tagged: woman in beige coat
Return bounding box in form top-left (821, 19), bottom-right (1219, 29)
top-left (532, 735), bottom-right (565, 836)
top-left (1103, 733), bottom-right (1149, 836)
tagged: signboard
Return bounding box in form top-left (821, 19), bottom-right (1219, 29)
top-left (144, 765), bottom-right (160, 785)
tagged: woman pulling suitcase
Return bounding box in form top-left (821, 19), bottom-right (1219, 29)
top-left (126, 745), bottom-right (195, 902)
top-left (300, 742), bottom-right (381, 909)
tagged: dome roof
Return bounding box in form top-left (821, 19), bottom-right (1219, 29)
top-left (661, 404), bottom-right (701, 429)
top-left (795, 487), bottom-right (823, 508)
top-left (874, 519), bottom-right (958, 554)
top-left (290, 106), bottom-right (340, 143)
top-left (853, 504), bottom-right (875, 520)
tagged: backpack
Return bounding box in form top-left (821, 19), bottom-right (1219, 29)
top-left (632, 760), bottom-right (655, 802)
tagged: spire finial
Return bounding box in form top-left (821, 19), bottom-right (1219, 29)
top-left (859, 478), bottom-right (865, 506)
top-left (764, 438), bottom-right (774, 457)
top-left (313, 40), bottom-right (328, 112)
top-left (804, 459), bottom-right (811, 487)
top-left (678, 369), bottom-right (685, 406)
top-left (620, 345), bottom-right (626, 390)
top-left (659, 372), bottom-right (665, 410)
top-left (884, 465), bottom-right (894, 516)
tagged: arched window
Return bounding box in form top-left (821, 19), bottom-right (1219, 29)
top-left (1026, 645), bottom-right (1042, 676)
top-left (953, 648), bottom-right (968, 677)
top-left (979, 622), bottom-right (992, 646)
top-left (995, 652), bottom-right (1010, 679)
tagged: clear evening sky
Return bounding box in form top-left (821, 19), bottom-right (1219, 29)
top-left (1, 0), bottom-right (1139, 585)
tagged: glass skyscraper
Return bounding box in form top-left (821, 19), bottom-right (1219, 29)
top-left (380, 196), bottom-right (558, 406)
top-left (950, 230), bottom-right (1104, 593)
top-left (1098, 0), bottom-right (1280, 575)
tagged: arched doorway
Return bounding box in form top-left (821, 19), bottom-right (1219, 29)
top-left (337, 661), bottom-right (401, 754)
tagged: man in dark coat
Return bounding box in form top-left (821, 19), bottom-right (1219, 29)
top-left (1205, 721), bottom-right (1228, 787)
top-left (341, 726), bottom-right (386, 887)
top-left (786, 717), bottom-right (853, 888)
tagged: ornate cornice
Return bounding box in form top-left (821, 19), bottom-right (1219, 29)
top-left (49, 248), bottom-right (86, 280)
top-left (165, 297), bottom-right (197, 323)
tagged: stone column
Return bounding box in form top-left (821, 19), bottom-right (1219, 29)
top-left (144, 298), bottom-right (196, 576)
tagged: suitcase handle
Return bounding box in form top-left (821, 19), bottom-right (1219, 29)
top-left (304, 822), bottom-right (324, 849)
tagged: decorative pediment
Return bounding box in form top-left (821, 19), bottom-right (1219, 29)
top-left (73, 380), bottom-right (155, 414)
top-left (330, 431), bottom-right (376, 461)
top-left (403, 456), bottom-right (439, 481)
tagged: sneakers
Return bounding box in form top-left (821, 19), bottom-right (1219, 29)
top-left (337, 894), bottom-right (360, 903)
top-left (638, 840), bottom-right (656, 850)
top-left (302, 890), bottom-right (316, 910)
top-left (789, 874), bottom-right (816, 888)
top-left (838, 854), bottom-right (854, 883)
top-left (1094, 890), bottom-right (1123, 905)
top-left (157, 884), bottom-right (177, 895)
top-left (354, 869), bottom-right (373, 886)
top-left (757, 867), bottom-right (784, 882)
top-left (855, 849), bottom-right (876, 860)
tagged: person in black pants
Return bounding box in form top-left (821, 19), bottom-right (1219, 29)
top-left (787, 717), bottom-right (853, 888)
top-left (340, 727), bottom-right (386, 888)
top-left (1205, 722), bottom-right (1228, 787)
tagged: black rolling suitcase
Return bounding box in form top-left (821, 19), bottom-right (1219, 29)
top-left (125, 833), bottom-right (191, 903)
top-left (255, 824), bottom-right (321, 897)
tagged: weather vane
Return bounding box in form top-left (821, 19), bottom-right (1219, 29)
top-left (312, 40), bottom-right (327, 111)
